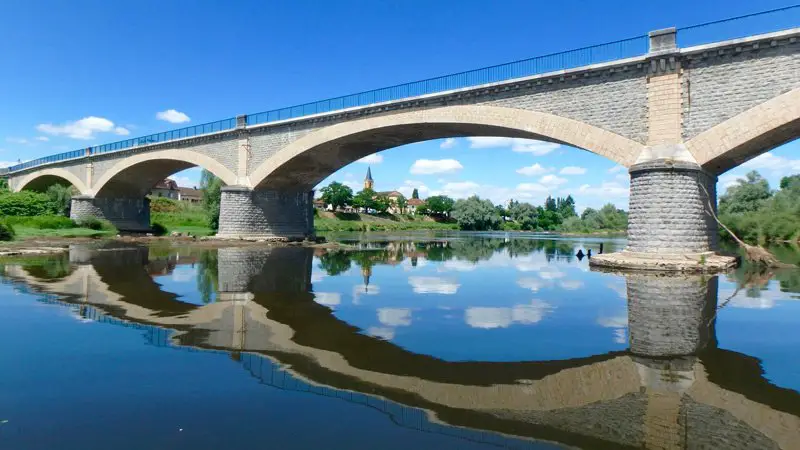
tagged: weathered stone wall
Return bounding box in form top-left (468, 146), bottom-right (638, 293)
top-left (217, 187), bottom-right (314, 239)
top-left (627, 273), bottom-right (718, 357)
top-left (626, 160), bottom-right (718, 253)
top-left (70, 196), bottom-right (151, 232)
top-left (682, 38), bottom-right (800, 140)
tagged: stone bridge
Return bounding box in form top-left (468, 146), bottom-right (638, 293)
top-left (3, 245), bottom-right (800, 449)
top-left (5, 20), bottom-right (800, 262)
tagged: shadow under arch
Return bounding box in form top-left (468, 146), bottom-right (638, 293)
top-left (13, 168), bottom-right (90, 195)
top-left (90, 149), bottom-right (237, 198)
top-left (248, 105), bottom-right (645, 190)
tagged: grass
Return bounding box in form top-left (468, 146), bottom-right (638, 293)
top-left (314, 211), bottom-right (458, 232)
top-left (151, 211), bottom-right (214, 236)
top-left (12, 227), bottom-right (115, 239)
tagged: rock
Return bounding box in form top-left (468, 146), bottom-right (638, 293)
top-left (170, 231), bottom-right (183, 237)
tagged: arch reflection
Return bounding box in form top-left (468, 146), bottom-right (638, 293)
top-left (2, 243), bottom-right (798, 450)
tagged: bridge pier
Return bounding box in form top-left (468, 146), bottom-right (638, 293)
top-left (70, 196), bottom-right (151, 232)
top-left (216, 186), bottom-right (314, 240)
top-left (592, 159), bottom-right (737, 272)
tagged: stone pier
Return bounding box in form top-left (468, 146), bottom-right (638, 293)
top-left (70, 196), bottom-right (151, 232)
top-left (216, 187), bottom-right (314, 240)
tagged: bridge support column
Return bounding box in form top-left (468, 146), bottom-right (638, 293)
top-left (70, 195), bottom-right (151, 232)
top-left (591, 160), bottom-right (737, 272)
top-left (216, 186), bottom-right (314, 240)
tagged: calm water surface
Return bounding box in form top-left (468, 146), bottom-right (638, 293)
top-left (1, 232), bottom-right (799, 449)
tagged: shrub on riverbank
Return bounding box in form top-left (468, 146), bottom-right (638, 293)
top-left (0, 220), bottom-right (15, 241)
top-left (314, 211), bottom-right (457, 232)
top-left (4, 216), bottom-right (77, 230)
top-left (0, 191), bottom-right (60, 216)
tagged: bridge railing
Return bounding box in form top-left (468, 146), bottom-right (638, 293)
top-left (7, 5), bottom-right (800, 175)
top-left (677, 4), bottom-right (800, 48)
top-left (245, 35), bottom-right (648, 126)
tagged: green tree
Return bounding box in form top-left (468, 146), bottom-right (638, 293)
top-left (426, 195), bottom-right (455, 216)
top-left (544, 195), bottom-right (557, 213)
top-left (319, 181), bottom-right (353, 212)
top-left (395, 195), bottom-right (408, 214)
top-left (0, 178), bottom-right (8, 192)
top-left (557, 195), bottom-right (577, 219)
top-left (780, 174), bottom-right (800, 191)
top-left (373, 194), bottom-right (391, 214)
top-left (451, 195), bottom-right (501, 231)
top-left (318, 250), bottom-right (352, 276)
top-left (46, 183), bottom-right (75, 216)
top-left (411, 188), bottom-right (419, 199)
top-left (719, 170), bottom-right (772, 215)
top-left (352, 188), bottom-right (376, 212)
top-left (508, 200), bottom-right (538, 230)
top-left (201, 170), bottom-right (223, 231)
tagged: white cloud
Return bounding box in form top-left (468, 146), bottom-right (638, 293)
top-left (538, 267), bottom-right (566, 280)
top-left (0, 161), bottom-right (14, 168)
top-left (366, 327), bottom-right (395, 340)
top-left (464, 301), bottom-right (553, 329)
top-left (539, 174), bottom-right (567, 187)
top-left (559, 166), bottom-right (587, 175)
top-left (559, 280), bottom-right (584, 290)
top-left (719, 174), bottom-right (746, 191)
top-left (517, 277), bottom-right (545, 292)
top-left (468, 137), bottom-right (560, 156)
top-left (35, 136), bottom-right (49, 142)
top-left (440, 138), bottom-right (457, 149)
top-left (607, 165), bottom-right (625, 174)
top-left (156, 109), bottom-right (191, 124)
top-left (357, 154), bottom-right (383, 164)
top-left (6, 137), bottom-right (29, 144)
top-left (37, 116), bottom-right (129, 140)
top-left (578, 182), bottom-right (629, 198)
top-left (597, 315), bottom-right (628, 328)
top-left (516, 163), bottom-right (550, 176)
top-left (314, 292), bottom-right (341, 307)
top-left (410, 159), bottom-right (463, 175)
top-left (442, 260), bottom-right (478, 272)
top-left (408, 276), bottom-right (460, 294)
top-left (378, 308), bottom-right (412, 327)
top-left (396, 180), bottom-right (431, 198)
top-left (741, 152), bottom-right (800, 177)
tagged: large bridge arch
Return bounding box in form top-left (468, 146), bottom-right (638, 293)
top-left (14, 168), bottom-right (90, 195)
top-left (91, 149), bottom-right (238, 197)
top-left (688, 87), bottom-right (800, 174)
top-left (249, 105), bottom-right (646, 190)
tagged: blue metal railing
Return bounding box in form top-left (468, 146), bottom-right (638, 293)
top-left (677, 4), bottom-right (800, 48)
top-left (7, 5), bottom-right (800, 174)
top-left (245, 35), bottom-right (648, 126)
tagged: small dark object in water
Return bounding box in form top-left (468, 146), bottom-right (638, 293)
top-left (576, 249), bottom-right (585, 260)
top-left (599, 243), bottom-right (604, 254)
top-left (587, 249), bottom-right (592, 258)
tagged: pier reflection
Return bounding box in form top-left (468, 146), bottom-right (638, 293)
top-left (2, 243), bottom-right (798, 450)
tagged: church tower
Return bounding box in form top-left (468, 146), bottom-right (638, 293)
top-left (364, 166), bottom-right (374, 190)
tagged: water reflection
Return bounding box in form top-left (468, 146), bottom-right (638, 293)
top-left (1, 240), bottom-right (799, 450)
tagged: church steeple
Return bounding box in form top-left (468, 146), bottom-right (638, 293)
top-left (364, 166), bottom-right (374, 190)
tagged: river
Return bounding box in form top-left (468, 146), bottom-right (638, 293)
top-left (0, 232), bottom-right (798, 449)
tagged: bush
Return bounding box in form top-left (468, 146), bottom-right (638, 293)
top-left (0, 191), bottom-right (59, 216)
top-left (0, 220), bottom-right (15, 241)
top-left (151, 222), bottom-right (168, 236)
top-left (4, 215), bottom-right (76, 229)
top-left (502, 221), bottom-right (521, 231)
top-left (77, 216), bottom-right (116, 232)
top-left (149, 196), bottom-right (182, 213)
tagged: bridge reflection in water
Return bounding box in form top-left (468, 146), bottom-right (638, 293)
top-left (2, 244), bottom-right (798, 450)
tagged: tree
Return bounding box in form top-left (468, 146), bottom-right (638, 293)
top-left (508, 200), bottom-right (538, 230)
top-left (318, 250), bottom-right (352, 276)
top-left (557, 195), bottom-right (577, 219)
top-left (719, 170), bottom-right (772, 215)
top-left (373, 194), bottom-right (391, 214)
top-left (319, 181), bottom-right (353, 212)
top-left (0, 178), bottom-right (8, 192)
top-left (426, 195), bottom-right (455, 216)
top-left (544, 195), bottom-right (557, 213)
top-left (201, 170), bottom-right (223, 231)
top-left (411, 188), bottom-right (419, 199)
top-left (451, 195), bottom-right (501, 231)
top-left (46, 183), bottom-right (75, 216)
top-left (352, 188), bottom-right (376, 212)
top-left (780, 174), bottom-right (800, 191)
top-left (396, 195), bottom-right (408, 214)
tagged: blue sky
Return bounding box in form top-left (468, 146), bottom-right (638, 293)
top-left (1, 0), bottom-right (798, 211)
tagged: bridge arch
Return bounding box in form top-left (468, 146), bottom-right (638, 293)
top-left (14, 168), bottom-right (91, 195)
top-left (688, 87), bottom-right (800, 174)
top-left (91, 149), bottom-right (238, 197)
top-left (249, 105), bottom-right (645, 190)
